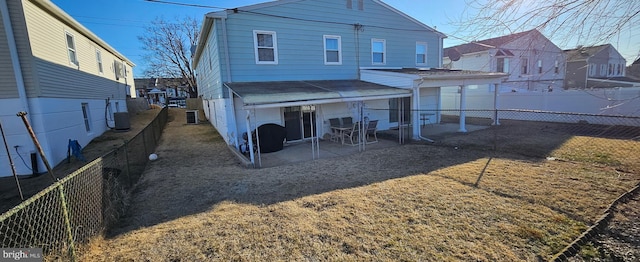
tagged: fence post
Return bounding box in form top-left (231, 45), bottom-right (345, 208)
top-left (142, 128), bottom-right (148, 157)
top-left (123, 140), bottom-right (131, 187)
top-left (57, 184), bottom-right (76, 261)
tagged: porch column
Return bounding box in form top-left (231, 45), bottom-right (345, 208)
top-left (412, 87), bottom-right (421, 140)
top-left (458, 85), bottom-right (467, 133)
top-left (492, 83), bottom-right (500, 126)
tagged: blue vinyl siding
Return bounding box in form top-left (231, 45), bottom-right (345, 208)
top-left (196, 19), bottom-right (224, 100)
top-left (218, 0), bottom-right (440, 82)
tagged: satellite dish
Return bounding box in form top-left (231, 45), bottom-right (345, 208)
top-left (448, 48), bottom-right (461, 61)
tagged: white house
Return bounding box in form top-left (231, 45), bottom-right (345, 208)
top-left (0, 0), bottom-right (135, 177)
top-left (443, 29), bottom-right (565, 92)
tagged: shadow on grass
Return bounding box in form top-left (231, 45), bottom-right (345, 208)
top-left (105, 113), bottom-right (640, 239)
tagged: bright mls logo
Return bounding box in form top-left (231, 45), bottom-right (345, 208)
top-left (1, 248), bottom-right (43, 262)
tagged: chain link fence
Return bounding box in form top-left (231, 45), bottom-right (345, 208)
top-left (405, 109), bottom-right (640, 174)
top-left (0, 107), bottom-right (168, 260)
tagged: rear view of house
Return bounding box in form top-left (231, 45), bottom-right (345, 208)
top-left (0, 0), bottom-right (135, 177)
top-left (193, 0), bottom-right (443, 148)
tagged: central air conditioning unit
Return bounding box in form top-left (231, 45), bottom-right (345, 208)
top-left (114, 112), bottom-right (130, 131)
top-left (186, 110), bottom-right (198, 124)
top-left (114, 61), bottom-right (123, 80)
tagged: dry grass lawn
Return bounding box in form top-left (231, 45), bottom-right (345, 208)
top-left (79, 109), bottom-right (640, 261)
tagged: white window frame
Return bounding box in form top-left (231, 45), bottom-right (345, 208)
top-left (371, 38), bottom-right (386, 65)
top-left (323, 35), bottom-right (342, 65)
top-left (65, 32), bottom-right (78, 66)
top-left (537, 59), bottom-right (543, 74)
top-left (81, 103), bottom-right (91, 132)
top-left (520, 57), bottom-right (529, 75)
top-left (497, 57), bottom-right (509, 73)
top-left (95, 49), bottom-right (103, 74)
top-left (416, 42), bottom-right (427, 66)
top-left (253, 30), bottom-right (278, 65)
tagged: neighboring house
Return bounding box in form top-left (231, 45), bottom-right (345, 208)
top-left (193, 0), bottom-right (506, 166)
top-left (564, 44), bottom-right (631, 88)
top-left (0, 0), bottom-right (135, 177)
top-left (625, 57), bottom-right (640, 81)
top-left (443, 29), bottom-right (565, 92)
top-left (135, 77), bottom-right (189, 103)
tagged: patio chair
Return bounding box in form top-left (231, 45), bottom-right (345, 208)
top-left (329, 118), bottom-right (341, 142)
top-left (343, 122), bottom-right (360, 145)
top-left (341, 117), bottom-right (353, 127)
top-left (365, 120), bottom-right (378, 143)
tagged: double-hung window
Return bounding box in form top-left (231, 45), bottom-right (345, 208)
top-left (253, 30), bottom-right (278, 64)
top-left (416, 42), bottom-right (427, 65)
top-left (372, 39), bottom-right (386, 65)
top-left (96, 49), bottom-right (103, 73)
top-left (520, 57), bottom-right (529, 75)
top-left (496, 57), bottom-right (509, 73)
top-left (324, 35), bottom-right (342, 65)
top-left (555, 60), bottom-right (560, 74)
top-left (66, 32), bottom-right (78, 66)
top-left (537, 60), bottom-right (543, 74)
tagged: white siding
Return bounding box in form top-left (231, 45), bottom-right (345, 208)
top-left (22, 0), bottom-right (134, 99)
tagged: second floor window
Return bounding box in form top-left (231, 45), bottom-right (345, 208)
top-left (66, 32), bottom-right (78, 66)
top-left (372, 39), bottom-right (385, 64)
top-left (416, 42), bottom-right (427, 65)
top-left (253, 30), bottom-right (278, 64)
top-left (96, 50), bottom-right (103, 73)
top-left (323, 35), bottom-right (341, 65)
top-left (537, 60), bottom-right (543, 74)
top-left (555, 60), bottom-right (560, 74)
top-left (497, 57), bottom-right (509, 73)
top-left (520, 57), bottom-right (529, 75)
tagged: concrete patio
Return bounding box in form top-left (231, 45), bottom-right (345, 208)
top-left (235, 123), bottom-right (491, 168)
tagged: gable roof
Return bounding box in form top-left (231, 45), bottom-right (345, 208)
top-left (632, 57), bottom-right (640, 65)
top-left (218, 0), bottom-right (443, 36)
top-left (443, 29), bottom-right (536, 57)
top-left (563, 44), bottom-right (609, 62)
top-left (193, 0), bottom-right (445, 67)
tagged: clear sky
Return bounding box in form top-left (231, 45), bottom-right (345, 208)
top-left (50, 0), bottom-right (638, 77)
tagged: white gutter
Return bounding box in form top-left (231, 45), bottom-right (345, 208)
top-left (241, 93), bottom-right (411, 109)
top-left (2, 0), bottom-right (31, 117)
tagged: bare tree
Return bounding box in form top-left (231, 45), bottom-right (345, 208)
top-left (453, 0), bottom-right (640, 48)
top-left (139, 17), bottom-right (199, 98)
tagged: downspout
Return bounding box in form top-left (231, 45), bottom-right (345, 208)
top-left (221, 17), bottom-right (232, 83)
top-left (2, 0), bottom-right (31, 117)
top-left (220, 17), bottom-right (239, 149)
top-left (438, 36), bottom-right (443, 68)
top-left (245, 111), bottom-right (255, 166)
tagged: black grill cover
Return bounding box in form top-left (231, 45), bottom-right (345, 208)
top-left (253, 123), bottom-right (287, 153)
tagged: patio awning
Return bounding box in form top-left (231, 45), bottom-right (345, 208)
top-left (226, 80), bottom-right (411, 109)
top-left (367, 68), bottom-right (509, 87)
